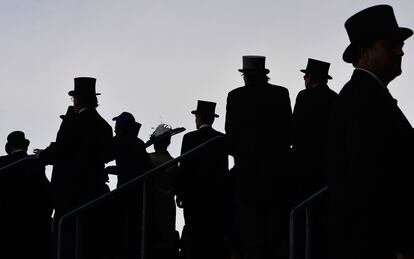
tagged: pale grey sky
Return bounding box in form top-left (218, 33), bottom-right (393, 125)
top-left (1, 0), bottom-right (413, 231)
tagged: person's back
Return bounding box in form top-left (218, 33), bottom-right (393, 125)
top-left (178, 100), bottom-right (229, 259)
top-left (225, 56), bottom-right (292, 259)
top-left (292, 58), bottom-right (338, 198)
top-left (0, 131), bottom-right (52, 259)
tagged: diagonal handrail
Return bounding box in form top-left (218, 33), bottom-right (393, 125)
top-left (0, 155), bottom-right (37, 174)
top-left (57, 135), bottom-right (224, 259)
top-left (289, 186), bottom-right (327, 259)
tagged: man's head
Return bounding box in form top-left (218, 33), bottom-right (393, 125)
top-left (300, 58), bottom-right (332, 89)
top-left (5, 131), bottom-right (30, 155)
top-left (112, 112), bottom-right (141, 137)
top-left (191, 100), bottom-right (219, 129)
top-left (69, 77), bottom-right (100, 112)
top-left (343, 5), bottom-right (412, 84)
top-left (239, 55), bottom-right (270, 86)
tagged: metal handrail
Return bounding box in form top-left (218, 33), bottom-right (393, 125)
top-left (0, 155), bottom-right (37, 174)
top-left (289, 186), bottom-right (327, 259)
top-left (57, 135), bottom-right (224, 259)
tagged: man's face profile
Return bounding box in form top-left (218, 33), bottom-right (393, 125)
top-left (361, 37), bottom-right (405, 83)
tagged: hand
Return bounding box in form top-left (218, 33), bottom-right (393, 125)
top-left (33, 149), bottom-right (42, 158)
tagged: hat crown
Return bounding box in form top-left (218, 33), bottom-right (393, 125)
top-left (113, 112), bottom-right (139, 126)
top-left (346, 5), bottom-right (397, 42)
top-left (7, 131), bottom-right (27, 143)
top-left (69, 77), bottom-right (99, 96)
top-left (192, 100), bottom-right (219, 117)
top-left (303, 58), bottom-right (331, 76)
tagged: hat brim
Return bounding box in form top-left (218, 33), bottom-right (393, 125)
top-left (238, 68), bottom-right (270, 74)
top-left (343, 27), bottom-right (413, 63)
top-left (300, 69), bottom-right (332, 80)
top-left (191, 110), bottom-right (219, 118)
top-left (144, 127), bottom-right (186, 148)
top-left (68, 90), bottom-right (101, 96)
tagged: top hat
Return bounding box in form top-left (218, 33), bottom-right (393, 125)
top-left (191, 100), bottom-right (219, 118)
top-left (68, 77), bottom-right (101, 96)
top-left (112, 112), bottom-right (142, 131)
top-left (238, 55), bottom-right (270, 74)
top-left (343, 5), bottom-right (413, 63)
top-left (300, 58), bottom-right (332, 79)
top-left (5, 131), bottom-right (30, 154)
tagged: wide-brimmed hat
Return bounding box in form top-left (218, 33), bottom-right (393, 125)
top-left (112, 112), bottom-right (141, 132)
top-left (5, 131), bottom-right (30, 154)
top-left (343, 5), bottom-right (413, 63)
top-left (300, 58), bottom-right (332, 80)
top-left (145, 124), bottom-right (186, 148)
top-left (191, 100), bottom-right (219, 118)
top-left (238, 55), bottom-right (269, 74)
top-left (68, 77), bottom-right (101, 96)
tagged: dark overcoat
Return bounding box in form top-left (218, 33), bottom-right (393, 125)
top-left (326, 69), bottom-right (414, 259)
top-left (178, 126), bottom-right (229, 259)
top-left (292, 84), bottom-right (337, 198)
top-left (225, 83), bottom-right (292, 202)
top-left (0, 151), bottom-right (53, 258)
top-left (225, 83), bottom-right (292, 258)
top-left (40, 106), bottom-right (113, 220)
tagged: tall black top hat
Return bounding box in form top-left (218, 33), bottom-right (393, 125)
top-left (238, 55), bottom-right (270, 74)
top-left (343, 5), bottom-right (413, 63)
top-left (68, 77), bottom-right (101, 96)
top-left (5, 131), bottom-right (30, 154)
top-left (191, 100), bottom-right (219, 118)
top-left (300, 58), bottom-right (332, 79)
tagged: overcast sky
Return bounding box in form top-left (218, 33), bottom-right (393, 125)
top-left (1, 0), bottom-right (413, 230)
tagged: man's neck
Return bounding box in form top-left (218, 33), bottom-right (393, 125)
top-left (355, 67), bottom-right (387, 88)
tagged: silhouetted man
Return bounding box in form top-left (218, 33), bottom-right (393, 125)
top-left (0, 131), bottom-right (52, 259)
top-left (292, 58), bottom-right (337, 198)
top-left (292, 58), bottom-right (337, 259)
top-left (326, 5), bottom-right (414, 259)
top-left (38, 77), bottom-right (113, 257)
top-left (177, 100), bottom-right (229, 259)
top-left (225, 55), bottom-right (292, 259)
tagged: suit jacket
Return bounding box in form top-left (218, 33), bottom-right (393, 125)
top-left (326, 69), bottom-right (414, 258)
top-left (292, 84), bottom-right (337, 197)
top-left (178, 126), bottom-right (228, 229)
top-left (225, 83), bottom-right (292, 202)
top-left (40, 106), bottom-right (113, 219)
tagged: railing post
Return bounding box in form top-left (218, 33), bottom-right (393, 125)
top-left (305, 208), bottom-right (311, 259)
top-left (141, 181), bottom-right (148, 259)
top-left (289, 210), bottom-right (296, 259)
top-left (75, 216), bottom-right (81, 259)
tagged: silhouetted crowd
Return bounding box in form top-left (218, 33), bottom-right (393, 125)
top-left (1, 4), bottom-right (414, 259)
